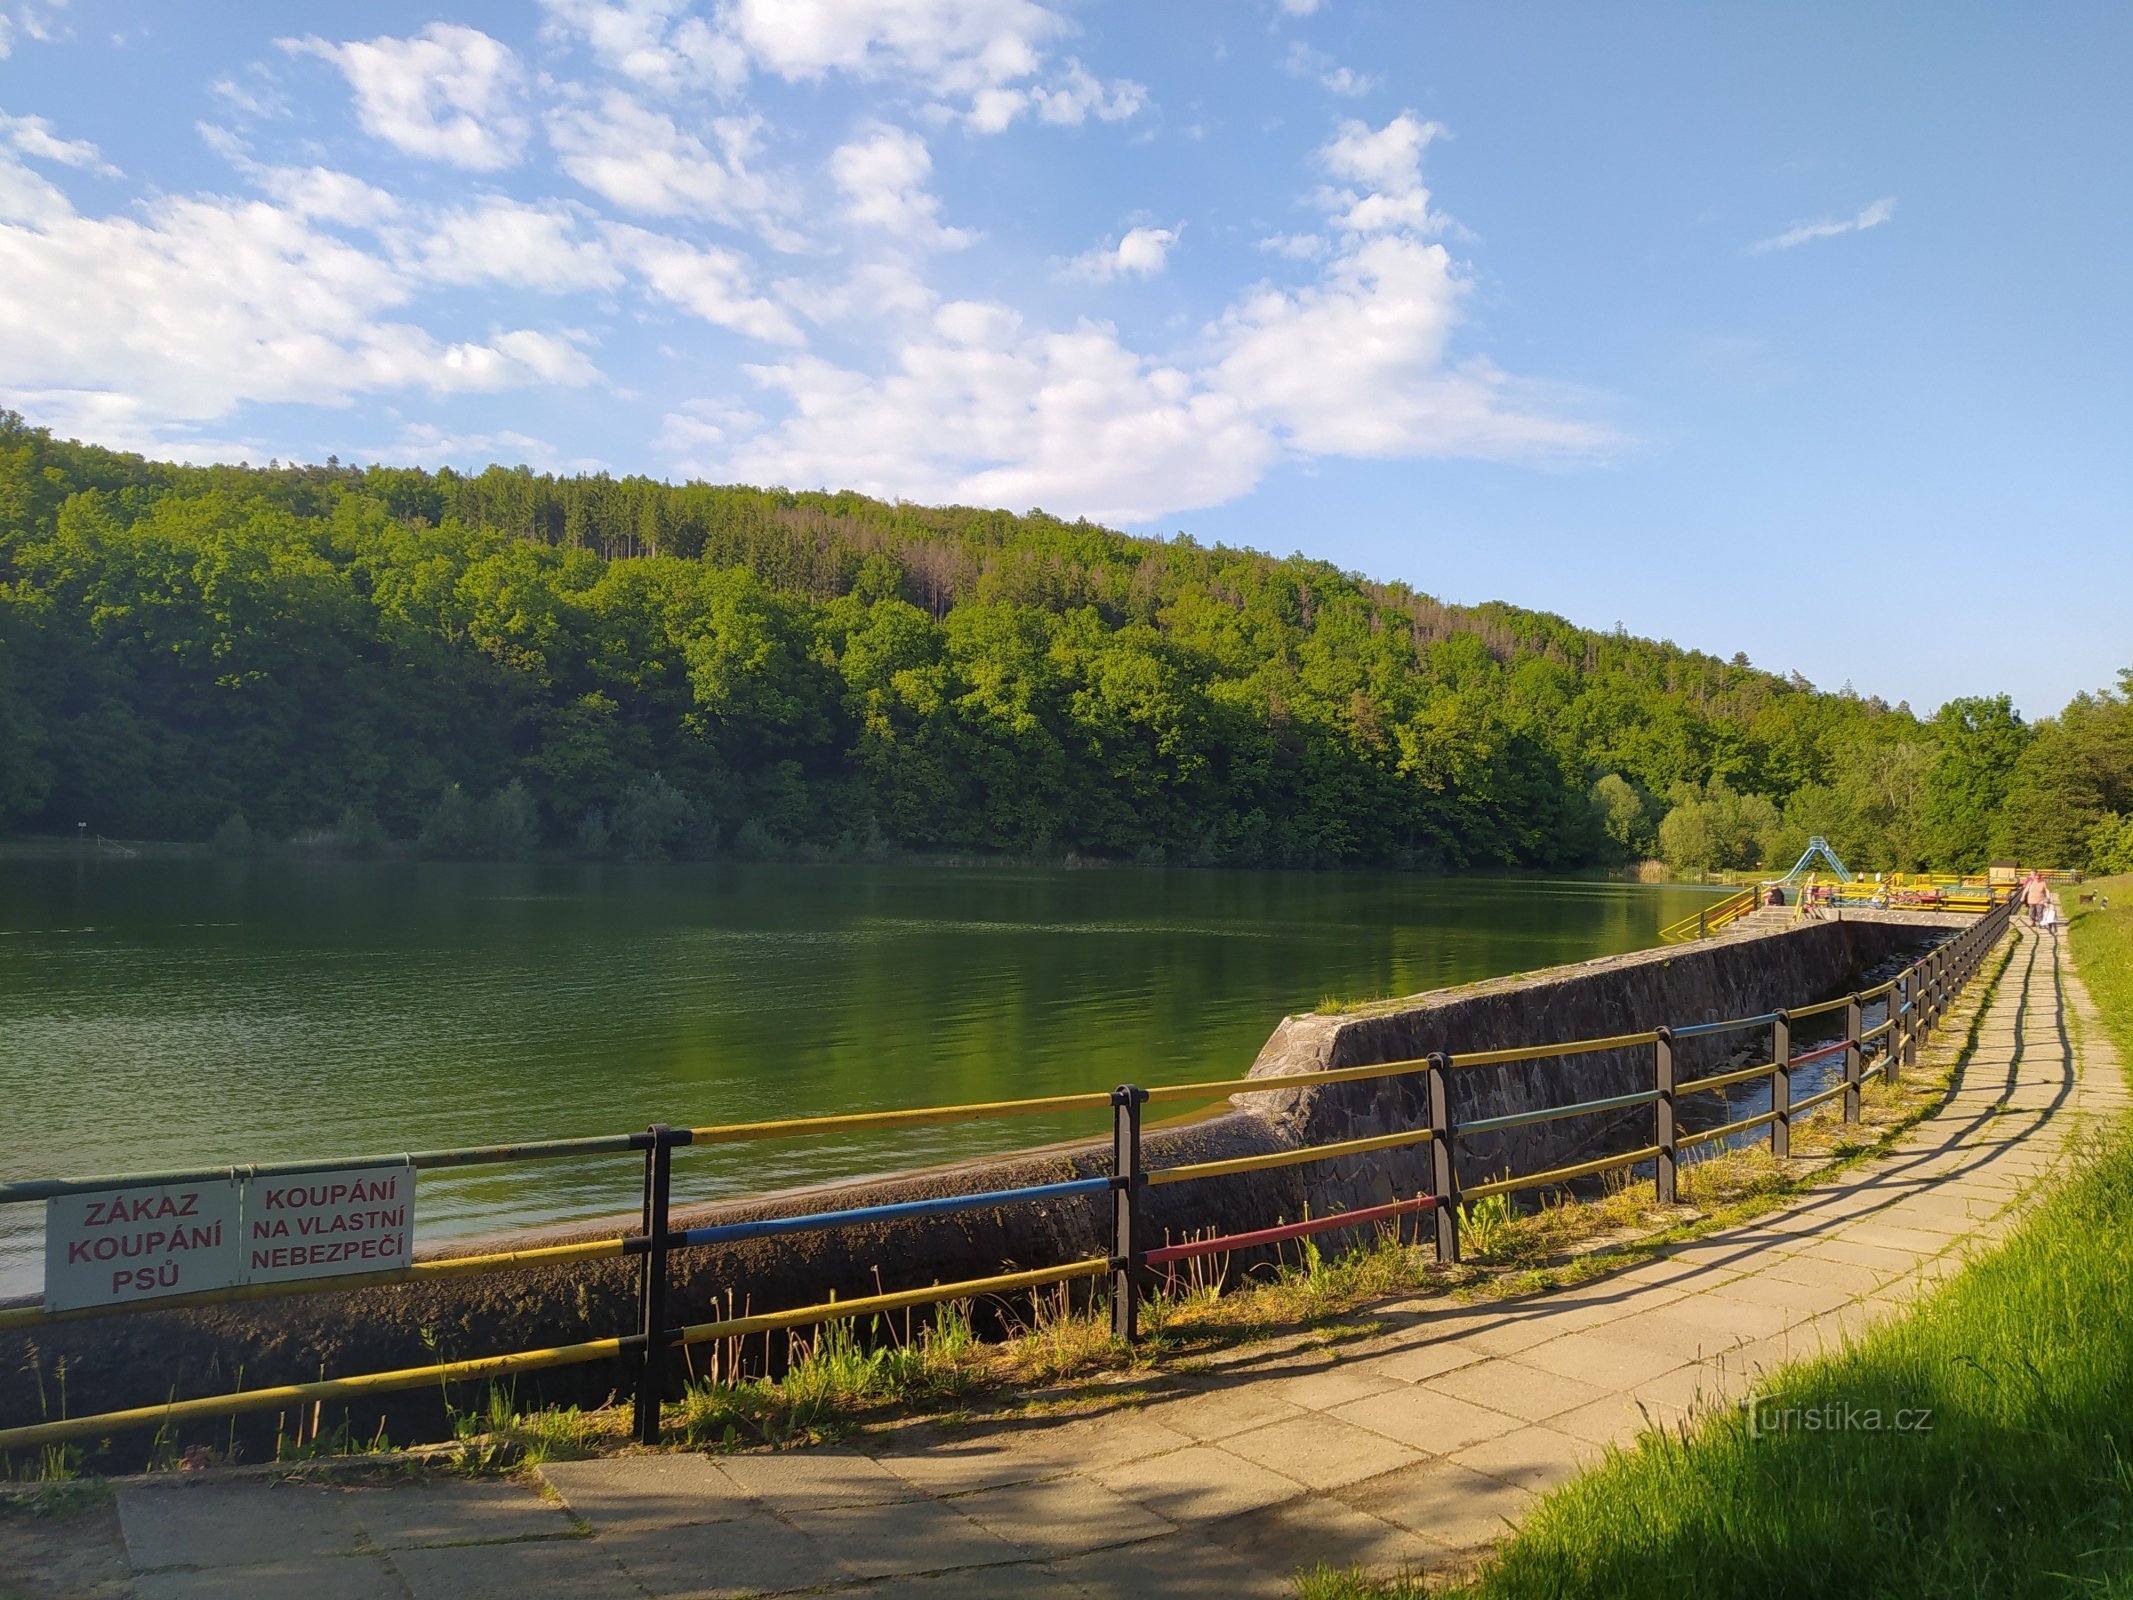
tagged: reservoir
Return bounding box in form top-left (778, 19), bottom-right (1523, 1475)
top-left (0, 859), bottom-right (1715, 1297)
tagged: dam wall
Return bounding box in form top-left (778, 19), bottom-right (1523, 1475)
top-left (0, 912), bottom-right (1958, 1443)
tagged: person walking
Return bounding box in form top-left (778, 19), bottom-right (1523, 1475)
top-left (2023, 870), bottom-right (2050, 928)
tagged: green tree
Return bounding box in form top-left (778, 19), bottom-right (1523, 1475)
top-left (1588, 773), bottom-right (1654, 862)
top-left (1922, 696), bottom-right (2031, 869)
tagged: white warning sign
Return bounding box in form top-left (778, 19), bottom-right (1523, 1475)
top-left (241, 1166), bottom-right (414, 1284)
top-left (44, 1180), bottom-right (242, 1312)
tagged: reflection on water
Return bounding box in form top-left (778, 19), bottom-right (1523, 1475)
top-left (0, 858), bottom-right (1716, 1296)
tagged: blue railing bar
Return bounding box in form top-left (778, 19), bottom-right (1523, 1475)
top-left (674, 1176), bottom-right (1113, 1249)
top-left (1458, 1088), bottom-right (1662, 1138)
top-left (1668, 1012), bottom-right (1783, 1039)
top-left (0, 1133), bottom-right (654, 1205)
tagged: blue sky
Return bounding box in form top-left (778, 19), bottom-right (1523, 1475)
top-left (1, 2), bottom-right (2126, 720)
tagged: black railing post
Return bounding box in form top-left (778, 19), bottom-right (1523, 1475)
top-left (1902, 972), bottom-right (1919, 1083)
top-left (1110, 1086), bottom-right (1146, 1344)
top-left (1771, 1010), bottom-right (1792, 1158)
top-left (1843, 993), bottom-right (1863, 1122)
top-left (634, 1123), bottom-right (675, 1447)
top-left (1426, 1052), bottom-right (1459, 1262)
top-left (1654, 1027), bottom-right (1678, 1204)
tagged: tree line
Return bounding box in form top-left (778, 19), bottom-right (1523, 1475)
top-left (0, 412), bottom-right (2124, 875)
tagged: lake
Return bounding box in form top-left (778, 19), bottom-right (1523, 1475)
top-left (0, 858), bottom-right (1717, 1297)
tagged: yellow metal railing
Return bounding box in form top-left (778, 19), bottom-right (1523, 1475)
top-left (1659, 887), bottom-right (1759, 944)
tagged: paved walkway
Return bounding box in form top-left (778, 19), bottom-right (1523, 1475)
top-left (101, 925), bottom-right (2121, 1600)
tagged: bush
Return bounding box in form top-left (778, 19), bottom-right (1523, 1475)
top-left (612, 773), bottom-right (695, 862)
top-left (731, 817), bottom-right (777, 861)
top-left (417, 783), bottom-right (477, 858)
top-left (480, 779), bottom-right (541, 861)
top-left (334, 804), bottom-right (386, 858)
top-left (573, 805), bottom-right (611, 859)
top-left (210, 810), bottom-right (253, 857)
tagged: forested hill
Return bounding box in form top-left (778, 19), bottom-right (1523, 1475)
top-left (0, 412), bottom-right (2117, 873)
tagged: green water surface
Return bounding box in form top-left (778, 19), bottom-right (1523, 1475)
top-left (0, 859), bottom-right (1717, 1295)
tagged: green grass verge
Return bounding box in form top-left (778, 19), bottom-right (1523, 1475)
top-left (1304, 899), bottom-right (2133, 1600)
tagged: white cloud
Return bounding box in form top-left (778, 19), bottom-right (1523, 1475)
top-left (1280, 0), bottom-right (1326, 14)
top-left (209, 74), bottom-right (291, 121)
top-left (0, 136), bottom-right (596, 454)
top-left (1211, 235), bottom-right (1598, 460)
top-left (284, 23), bottom-right (527, 171)
top-left (1030, 60), bottom-right (1148, 125)
top-left (254, 164), bottom-right (402, 227)
top-left (0, 111), bottom-right (119, 175)
top-left (538, 0), bottom-right (1143, 134)
top-left (1748, 196), bottom-right (1897, 254)
top-left (1066, 225), bottom-right (1177, 282)
top-left (405, 198), bottom-right (618, 292)
top-left (720, 0), bottom-right (1060, 94)
top-left (1281, 41), bottom-right (1375, 98)
top-left (696, 109), bottom-right (1605, 521)
top-left (534, 0), bottom-right (744, 94)
top-left (0, 1), bottom-right (68, 59)
top-left (547, 91), bottom-right (786, 237)
top-left (202, 134), bottom-right (403, 227)
top-left (774, 261), bottom-right (936, 328)
top-left (655, 397), bottom-right (764, 468)
top-left (718, 305), bottom-right (1276, 522)
top-left (606, 223), bottom-right (805, 343)
top-left (1318, 111), bottom-right (1443, 234)
top-left (1258, 231), bottom-right (1328, 261)
top-left (374, 421), bottom-right (604, 474)
top-left (196, 122), bottom-right (800, 347)
top-left (830, 126), bottom-right (972, 248)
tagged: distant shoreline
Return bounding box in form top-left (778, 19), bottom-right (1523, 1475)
top-left (0, 833), bottom-right (1699, 884)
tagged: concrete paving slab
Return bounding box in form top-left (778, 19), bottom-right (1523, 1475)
top-left (1216, 1412), bottom-right (1427, 1490)
top-left (391, 1534), bottom-right (645, 1599)
top-left (1203, 1494), bottom-right (1435, 1581)
top-left (348, 1477), bottom-right (577, 1550)
top-left (859, 1561), bottom-right (1089, 1598)
top-left (1445, 1424), bottom-right (1595, 1494)
top-left (1699, 1271), bottom-right (1856, 1319)
top-left (598, 1510), bottom-right (848, 1598)
top-left (1422, 1359), bottom-right (1611, 1426)
top-left (1337, 1459), bottom-right (1535, 1551)
top-left (1364, 1338), bottom-right (1491, 1385)
top-left (1048, 1532), bottom-right (1292, 1598)
top-left (1258, 1361), bottom-right (1405, 1413)
top-left (1326, 1385), bottom-right (1523, 1455)
top-left (118, 1481), bottom-right (364, 1572)
top-left (1090, 1445), bottom-right (1306, 1524)
top-left (134, 1554), bottom-right (403, 1600)
top-left (1147, 1384), bottom-right (1314, 1443)
top-left (539, 1455), bottom-right (747, 1532)
top-left (710, 1449), bottom-right (922, 1511)
top-left (1755, 1254), bottom-right (1895, 1296)
top-left (1515, 1330), bottom-right (1698, 1390)
top-left (786, 1496), bottom-right (1024, 1580)
top-left (948, 1474), bottom-right (1174, 1558)
top-left (1545, 1391), bottom-right (1683, 1448)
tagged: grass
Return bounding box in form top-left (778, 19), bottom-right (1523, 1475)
top-left (1306, 886), bottom-right (2133, 1600)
